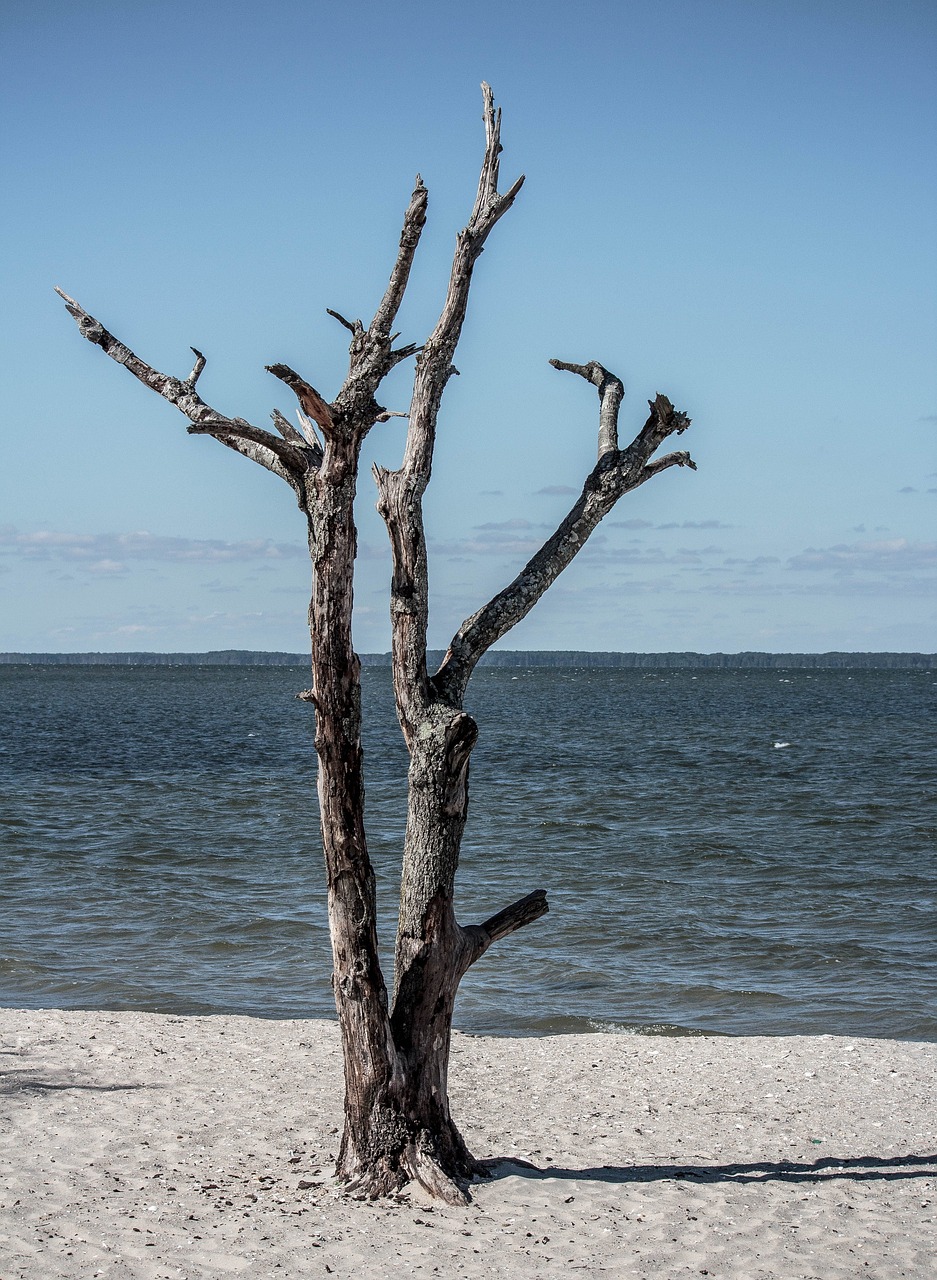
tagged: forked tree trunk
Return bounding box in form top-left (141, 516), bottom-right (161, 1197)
top-left (57, 84), bottom-right (696, 1203)
top-left (306, 430), bottom-right (483, 1199)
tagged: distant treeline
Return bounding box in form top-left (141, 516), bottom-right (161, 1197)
top-left (2, 650), bottom-right (935, 670)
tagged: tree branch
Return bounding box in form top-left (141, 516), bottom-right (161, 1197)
top-left (369, 177), bottom-right (428, 339)
top-left (434, 373), bottom-right (695, 705)
top-left (186, 347), bottom-right (207, 386)
top-left (302, 180), bottom-right (427, 441)
top-left (209, 430), bottom-right (306, 480)
top-left (461, 889), bottom-right (549, 970)
top-left (270, 407), bottom-right (308, 447)
top-left (375, 84), bottom-right (525, 735)
top-left (326, 308), bottom-right (361, 336)
top-left (549, 358), bottom-right (624, 457)
top-left (55, 288), bottom-right (307, 489)
top-left (644, 449), bottom-right (697, 478)
top-left (402, 82), bottom-right (525, 484)
top-left (265, 364), bottom-right (335, 435)
top-left (477, 888), bottom-right (549, 945)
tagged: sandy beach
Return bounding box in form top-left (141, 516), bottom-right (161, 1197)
top-left (1, 1009), bottom-right (934, 1279)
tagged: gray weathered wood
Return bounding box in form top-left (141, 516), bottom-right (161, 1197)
top-left (57, 84), bottom-right (696, 1203)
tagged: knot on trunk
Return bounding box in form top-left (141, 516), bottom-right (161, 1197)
top-left (441, 712), bottom-right (477, 816)
top-left (443, 712), bottom-right (478, 772)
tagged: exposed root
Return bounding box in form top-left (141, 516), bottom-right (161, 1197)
top-left (403, 1139), bottom-right (471, 1206)
top-left (338, 1162), bottom-right (409, 1201)
top-left (336, 1121), bottom-right (481, 1204)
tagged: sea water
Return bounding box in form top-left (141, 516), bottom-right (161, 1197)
top-left (1, 664), bottom-right (934, 1039)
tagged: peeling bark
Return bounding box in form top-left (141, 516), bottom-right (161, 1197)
top-left (57, 83), bottom-right (696, 1202)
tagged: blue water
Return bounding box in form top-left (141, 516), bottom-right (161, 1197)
top-left (1, 664), bottom-right (935, 1039)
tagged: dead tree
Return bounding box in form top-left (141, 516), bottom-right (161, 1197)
top-left (57, 85), bottom-right (695, 1202)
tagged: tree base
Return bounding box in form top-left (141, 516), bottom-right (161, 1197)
top-left (336, 1111), bottom-right (485, 1205)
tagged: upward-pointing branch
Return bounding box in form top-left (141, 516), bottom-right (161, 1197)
top-left (266, 364), bottom-right (335, 435)
top-left (402, 83), bottom-right (524, 487)
top-left (376, 82), bottom-right (527, 742)
top-left (433, 371), bottom-right (695, 706)
top-left (370, 177), bottom-right (428, 340)
top-left (373, 84), bottom-right (525, 740)
top-left (549, 359), bottom-right (624, 457)
top-left (298, 176), bottom-right (429, 438)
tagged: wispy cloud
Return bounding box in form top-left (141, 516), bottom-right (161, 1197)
top-left (535, 484), bottom-right (578, 496)
top-left (657, 520), bottom-right (734, 530)
top-left (46, 604), bottom-right (304, 644)
top-left (720, 555), bottom-right (782, 573)
top-left (473, 518), bottom-right (543, 532)
top-left (431, 517), bottom-right (555, 560)
top-left (0, 527), bottom-right (305, 572)
top-left (788, 538), bottom-right (937, 576)
top-left (609, 518), bottom-right (732, 531)
top-left (432, 529), bottom-right (548, 559)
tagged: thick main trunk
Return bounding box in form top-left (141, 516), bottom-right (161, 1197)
top-left (307, 446), bottom-right (481, 1202)
top-left (387, 707), bottom-right (483, 1198)
top-left (305, 440), bottom-right (397, 1190)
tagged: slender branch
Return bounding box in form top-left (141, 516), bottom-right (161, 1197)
top-left (326, 308), bottom-right (361, 335)
top-left (644, 449), bottom-right (697, 478)
top-left (470, 84), bottom-right (526, 229)
top-left (186, 347), bottom-right (207, 386)
top-left (388, 342), bottom-right (422, 368)
top-left (549, 358), bottom-right (624, 457)
top-left (266, 363), bottom-right (335, 434)
top-left (265, 180), bottom-right (425, 443)
top-left (210, 430), bottom-right (304, 481)
top-left (402, 86), bottom-right (525, 486)
top-left (268, 409), bottom-right (324, 472)
top-left (434, 372), bottom-right (695, 705)
top-left (55, 288), bottom-right (305, 489)
top-left (375, 84), bottom-right (524, 734)
top-left (270, 407), bottom-right (307, 447)
top-left (369, 177), bottom-right (428, 339)
top-left (186, 417), bottom-right (312, 474)
top-left (310, 181), bottom-right (427, 438)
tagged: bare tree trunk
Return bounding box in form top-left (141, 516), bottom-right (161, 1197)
top-left (302, 434), bottom-right (397, 1192)
top-left (57, 84), bottom-right (696, 1204)
top-left (304, 434), bottom-right (478, 1201)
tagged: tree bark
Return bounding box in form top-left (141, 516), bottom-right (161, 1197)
top-left (57, 84), bottom-right (696, 1204)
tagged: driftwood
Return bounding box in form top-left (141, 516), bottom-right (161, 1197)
top-left (58, 84), bottom-right (695, 1203)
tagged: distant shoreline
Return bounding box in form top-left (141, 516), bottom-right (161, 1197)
top-left (2, 649), bottom-right (935, 669)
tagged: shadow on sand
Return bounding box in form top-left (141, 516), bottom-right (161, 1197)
top-left (481, 1153), bottom-right (937, 1186)
top-left (0, 1068), bottom-right (149, 1095)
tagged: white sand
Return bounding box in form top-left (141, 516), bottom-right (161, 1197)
top-left (1, 1009), bottom-right (934, 1278)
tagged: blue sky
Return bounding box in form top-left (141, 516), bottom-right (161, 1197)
top-left (2, 0), bottom-right (935, 654)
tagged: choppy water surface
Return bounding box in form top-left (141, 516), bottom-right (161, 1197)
top-left (1, 664), bottom-right (935, 1039)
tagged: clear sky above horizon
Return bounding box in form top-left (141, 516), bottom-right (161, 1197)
top-left (2, 0), bottom-right (935, 655)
